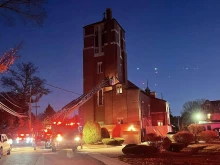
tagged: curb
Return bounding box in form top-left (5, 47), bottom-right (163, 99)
top-left (88, 153), bottom-right (129, 165)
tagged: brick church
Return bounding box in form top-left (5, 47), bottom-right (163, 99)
top-left (77, 8), bottom-right (171, 143)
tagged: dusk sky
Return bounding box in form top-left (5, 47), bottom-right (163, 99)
top-left (1, 0), bottom-right (220, 116)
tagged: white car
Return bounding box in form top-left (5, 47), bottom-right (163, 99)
top-left (0, 134), bottom-right (12, 158)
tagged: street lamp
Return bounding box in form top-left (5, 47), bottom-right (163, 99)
top-left (194, 113), bottom-right (202, 124)
top-left (196, 114), bottom-right (201, 120)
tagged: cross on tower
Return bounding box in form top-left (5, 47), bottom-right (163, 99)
top-left (102, 12), bottom-right (106, 21)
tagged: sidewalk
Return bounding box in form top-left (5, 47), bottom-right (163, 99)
top-left (88, 153), bottom-right (129, 165)
top-left (78, 145), bottom-right (129, 165)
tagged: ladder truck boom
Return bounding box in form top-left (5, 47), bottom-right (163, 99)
top-left (50, 77), bottom-right (111, 121)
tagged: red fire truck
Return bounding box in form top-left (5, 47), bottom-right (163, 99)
top-left (43, 121), bottom-right (82, 152)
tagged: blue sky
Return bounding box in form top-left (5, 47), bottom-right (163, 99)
top-left (1, 0), bottom-right (220, 116)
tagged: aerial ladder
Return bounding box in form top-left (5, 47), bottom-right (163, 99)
top-left (50, 77), bottom-right (113, 122)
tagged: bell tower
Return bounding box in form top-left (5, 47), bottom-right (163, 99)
top-left (79, 8), bottom-right (128, 123)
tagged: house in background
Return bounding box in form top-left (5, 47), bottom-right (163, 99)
top-left (66, 8), bottom-right (172, 143)
top-left (202, 100), bottom-right (220, 121)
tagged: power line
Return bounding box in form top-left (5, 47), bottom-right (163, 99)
top-left (7, 68), bottom-right (82, 95)
top-left (0, 93), bottom-right (25, 109)
top-left (0, 101), bottom-right (27, 118)
top-left (44, 83), bottom-right (81, 95)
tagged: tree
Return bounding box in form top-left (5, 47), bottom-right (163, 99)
top-left (181, 99), bottom-right (206, 126)
top-left (0, 62), bottom-right (51, 115)
top-left (0, 0), bottom-right (47, 26)
top-left (0, 43), bottom-right (21, 73)
top-left (0, 0), bottom-right (47, 75)
top-left (169, 110), bottom-right (180, 132)
top-left (44, 104), bottom-right (55, 117)
top-left (188, 124), bottom-right (206, 143)
top-left (37, 104), bottom-right (55, 121)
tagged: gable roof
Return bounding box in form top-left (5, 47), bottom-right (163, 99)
top-left (126, 80), bottom-right (139, 89)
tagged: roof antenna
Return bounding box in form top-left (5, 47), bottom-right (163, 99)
top-left (102, 12), bottom-right (106, 21)
top-left (161, 93), bottom-right (164, 100)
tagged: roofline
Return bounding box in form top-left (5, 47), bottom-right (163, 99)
top-left (83, 18), bottom-right (125, 32)
top-left (140, 90), bottom-right (167, 102)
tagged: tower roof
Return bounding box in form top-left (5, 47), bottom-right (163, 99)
top-left (83, 8), bottom-right (125, 32)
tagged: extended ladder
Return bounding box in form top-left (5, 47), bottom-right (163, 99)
top-left (51, 77), bottom-right (111, 120)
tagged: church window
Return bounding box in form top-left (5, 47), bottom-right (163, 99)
top-left (116, 84), bottom-right (122, 94)
top-left (97, 62), bottom-right (103, 74)
top-left (97, 89), bottom-right (103, 106)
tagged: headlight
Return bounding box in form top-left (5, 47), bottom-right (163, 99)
top-left (7, 139), bottom-right (13, 145)
top-left (74, 136), bottom-right (80, 141)
top-left (56, 135), bottom-right (62, 141)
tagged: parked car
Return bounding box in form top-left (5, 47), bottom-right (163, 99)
top-left (0, 134), bottom-right (12, 158)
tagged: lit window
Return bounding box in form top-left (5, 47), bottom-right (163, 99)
top-left (157, 121), bottom-right (163, 126)
top-left (97, 89), bottom-right (103, 106)
top-left (97, 62), bottom-right (103, 74)
top-left (207, 113), bottom-right (211, 119)
top-left (116, 84), bottom-right (122, 94)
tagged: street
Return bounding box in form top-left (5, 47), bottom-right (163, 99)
top-left (0, 145), bottom-right (106, 165)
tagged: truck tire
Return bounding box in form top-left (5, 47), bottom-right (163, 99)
top-left (45, 142), bottom-right (51, 149)
top-left (72, 146), bottom-right (77, 152)
top-left (52, 146), bottom-right (56, 152)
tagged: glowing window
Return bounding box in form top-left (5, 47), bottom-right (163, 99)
top-left (116, 84), bottom-right (122, 94)
top-left (97, 62), bottom-right (103, 74)
top-left (157, 121), bottom-right (163, 126)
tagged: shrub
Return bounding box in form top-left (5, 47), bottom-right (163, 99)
top-left (102, 137), bottom-right (125, 145)
top-left (167, 143), bottom-right (185, 152)
top-left (173, 131), bottom-right (194, 147)
top-left (145, 133), bottom-right (162, 148)
top-left (114, 137), bottom-right (125, 145)
top-left (198, 130), bottom-right (218, 142)
top-left (102, 138), bottom-right (115, 145)
top-left (122, 145), bottom-right (158, 155)
top-left (112, 124), bottom-right (121, 138)
top-left (145, 133), bottom-right (160, 141)
top-left (101, 127), bottom-right (110, 139)
top-left (161, 137), bottom-right (172, 150)
top-left (83, 121), bottom-right (101, 144)
top-left (188, 124), bottom-right (206, 142)
top-left (124, 144), bottom-right (137, 148)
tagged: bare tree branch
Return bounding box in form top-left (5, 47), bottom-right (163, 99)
top-left (0, 0), bottom-right (47, 26)
top-left (0, 42), bottom-right (22, 73)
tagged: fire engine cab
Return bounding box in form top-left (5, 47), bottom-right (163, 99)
top-left (43, 121), bottom-right (82, 152)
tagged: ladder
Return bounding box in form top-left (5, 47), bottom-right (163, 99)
top-left (51, 77), bottom-right (111, 120)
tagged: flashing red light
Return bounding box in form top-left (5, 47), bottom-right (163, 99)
top-left (20, 134), bottom-right (24, 136)
top-left (53, 122), bottom-right (56, 124)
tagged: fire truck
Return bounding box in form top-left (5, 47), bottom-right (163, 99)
top-left (43, 121), bottom-right (82, 152)
top-left (43, 78), bottom-right (112, 152)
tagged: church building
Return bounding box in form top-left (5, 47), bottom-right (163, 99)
top-left (78, 8), bottom-right (171, 143)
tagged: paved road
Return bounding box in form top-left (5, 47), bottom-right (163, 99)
top-left (0, 146), bottom-right (105, 165)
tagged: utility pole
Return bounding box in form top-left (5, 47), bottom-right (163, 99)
top-left (28, 87), bottom-right (32, 132)
top-left (32, 102), bottom-right (40, 117)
